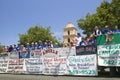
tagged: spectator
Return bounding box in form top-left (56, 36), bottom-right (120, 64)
top-left (20, 45), bottom-right (26, 53)
top-left (43, 42), bottom-right (48, 49)
top-left (16, 44), bottom-right (22, 52)
top-left (113, 26), bottom-right (120, 33)
top-left (13, 44), bottom-right (17, 52)
top-left (48, 41), bottom-right (54, 48)
top-left (102, 25), bottom-right (112, 35)
top-left (2, 46), bottom-right (7, 53)
top-left (79, 38), bottom-right (86, 46)
top-left (88, 34), bottom-right (95, 45)
top-left (75, 33), bottom-right (82, 46)
top-left (31, 42), bottom-right (35, 50)
top-left (26, 43), bottom-right (30, 51)
top-left (93, 26), bottom-right (102, 39)
top-left (35, 42), bottom-right (38, 50)
top-left (8, 45), bottom-right (13, 52)
top-left (38, 41), bottom-right (43, 49)
top-left (54, 43), bottom-right (59, 48)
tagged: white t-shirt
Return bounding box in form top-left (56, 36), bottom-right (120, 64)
top-left (75, 36), bottom-right (82, 46)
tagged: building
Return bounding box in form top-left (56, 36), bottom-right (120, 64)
top-left (63, 22), bottom-right (77, 47)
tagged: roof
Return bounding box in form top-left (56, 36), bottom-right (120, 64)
top-left (65, 22), bottom-right (75, 28)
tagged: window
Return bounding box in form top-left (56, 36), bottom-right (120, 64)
top-left (68, 38), bottom-right (70, 42)
top-left (68, 30), bottom-right (70, 35)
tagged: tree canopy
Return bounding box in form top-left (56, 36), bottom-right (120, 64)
top-left (77, 0), bottom-right (120, 36)
top-left (19, 26), bottom-right (61, 46)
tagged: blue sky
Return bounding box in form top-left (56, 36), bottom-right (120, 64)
top-left (0, 0), bottom-right (106, 45)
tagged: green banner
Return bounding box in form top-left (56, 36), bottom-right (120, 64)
top-left (97, 33), bottom-right (120, 45)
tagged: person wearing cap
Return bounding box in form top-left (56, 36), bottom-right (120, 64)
top-left (54, 42), bottom-right (59, 48)
top-left (88, 34), bottom-right (95, 45)
top-left (13, 44), bottom-right (17, 52)
top-left (35, 42), bottom-right (38, 50)
top-left (38, 40), bottom-right (43, 49)
top-left (113, 26), bottom-right (120, 33)
top-left (31, 42), bottom-right (35, 50)
top-left (26, 43), bottom-right (30, 51)
top-left (16, 44), bottom-right (22, 52)
top-left (79, 38), bottom-right (87, 46)
top-left (43, 41), bottom-right (48, 49)
top-left (48, 41), bottom-right (54, 48)
top-left (102, 25), bottom-right (112, 35)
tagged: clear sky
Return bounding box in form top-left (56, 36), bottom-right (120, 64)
top-left (0, 0), bottom-right (106, 46)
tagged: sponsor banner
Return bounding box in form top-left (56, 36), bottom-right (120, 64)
top-left (31, 49), bottom-right (42, 58)
top-left (7, 59), bottom-right (25, 73)
top-left (19, 51), bottom-right (30, 59)
top-left (43, 57), bottom-right (68, 75)
top-left (25, 58), bottom-right (43, 74)
top-left (0, 59), bottom-right (8, 73)
top-left (0, 53), bottom-right (9, 59)
top-left (76, 45), bottom-right (97, 55)
top-left (67, 55), bottom-right (98, 76)
top-left (98, 44), bottom-right (120, 66)
top-left (57, 47), bottom-right (76, 57)
top-left (97, 33), bottom-right (120, 45)
top-left (32, 47), bottom-right (76, 58)
top-left (8, 52), bottom-right (18, 59)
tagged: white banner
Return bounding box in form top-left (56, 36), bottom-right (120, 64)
top-left (43, 57), bottom-right (69, 75)
top-left (0, 59), bottom-right (8, 73)
top-left (31, 47), bottom-right (76, 58)
top-left (25, 58), bottom-right (43, 74)
top-left (98, 44), bottom-right (120, 66)
top-left (7, 59), bottom-right (25, 73)
top-left (8, 52), bottom-right (18, 59)
top-left (67, 55), bottom-right (98, 76)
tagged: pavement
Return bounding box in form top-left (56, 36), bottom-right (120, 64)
top-left (0, 73), bottom-right (119, 80)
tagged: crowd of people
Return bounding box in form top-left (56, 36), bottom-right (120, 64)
top-left (2, 25), bottom-right (120, 53)
top-left (2, 40), bottom-right (59, 53)
top-left (74, 25), bottom-right (120, 47)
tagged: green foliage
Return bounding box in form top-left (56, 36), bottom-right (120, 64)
top-left (19, 26), bottom-right (60, 46)
top-left (0, 45), bottom-right (3, 53)
top-left (77, 0), bottom-right (120, 36)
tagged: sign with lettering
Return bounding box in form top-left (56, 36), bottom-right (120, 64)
top-left (0, 59), bottom-right (8, 73)
top-left (8, 52), bottom-right (18, 59)
top-left (31, 47), bottom-right (76, 58)
top-left (98, 44), bottom-right (120, 66)
top-left (0, 53), bottom-right (8, 59)
top-left (25, 58), bottom-right (43, 74)
top-left (7, 59), bottom-right (25, 73)
top-left (76, 45), bottom-right (97, 55)
top-left (67, 55), bottom-right (97, 76)
top-left (19, 51), bottom-right (30, 58)
top-left (43, 57), bottom-right (68, 75)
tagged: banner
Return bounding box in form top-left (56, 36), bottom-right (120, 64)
top-left (0, 59), bottom-right (8, 73)
top-left (19, 51), bottom-right (30, 58)
top-left (7, 59), bottom-right (25, 73)
top-left (31, 47), bottom-right (76, 58)
top-left (25, 58), bottom-right (43, 74)
top-left (97, 33), bottom-right (120, 45)
top-left (8, 52), bottom-right (18, 59)
top-left (43, 57), bottom-right (68, 75)
top-left (0, 53), bottom-right (9, 59)
top-left (76, 45), bottom-right (97, 55)
top-left (67, 55), bottom-right (97, 76)
top-left (98, 44), bottom-right (120, 66)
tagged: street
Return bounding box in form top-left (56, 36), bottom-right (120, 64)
top-left (0, 73), bottom-right (119, 80)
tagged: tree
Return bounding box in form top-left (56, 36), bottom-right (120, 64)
top-left (19, 26), bottom-right (60, 46)
top-left (77, 0), bottom-right (120, 36)
top-left (0, 44), bottom-right (3, 53)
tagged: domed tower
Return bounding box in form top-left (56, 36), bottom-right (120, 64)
top-left (63, 22), bottom-right (77, 46)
